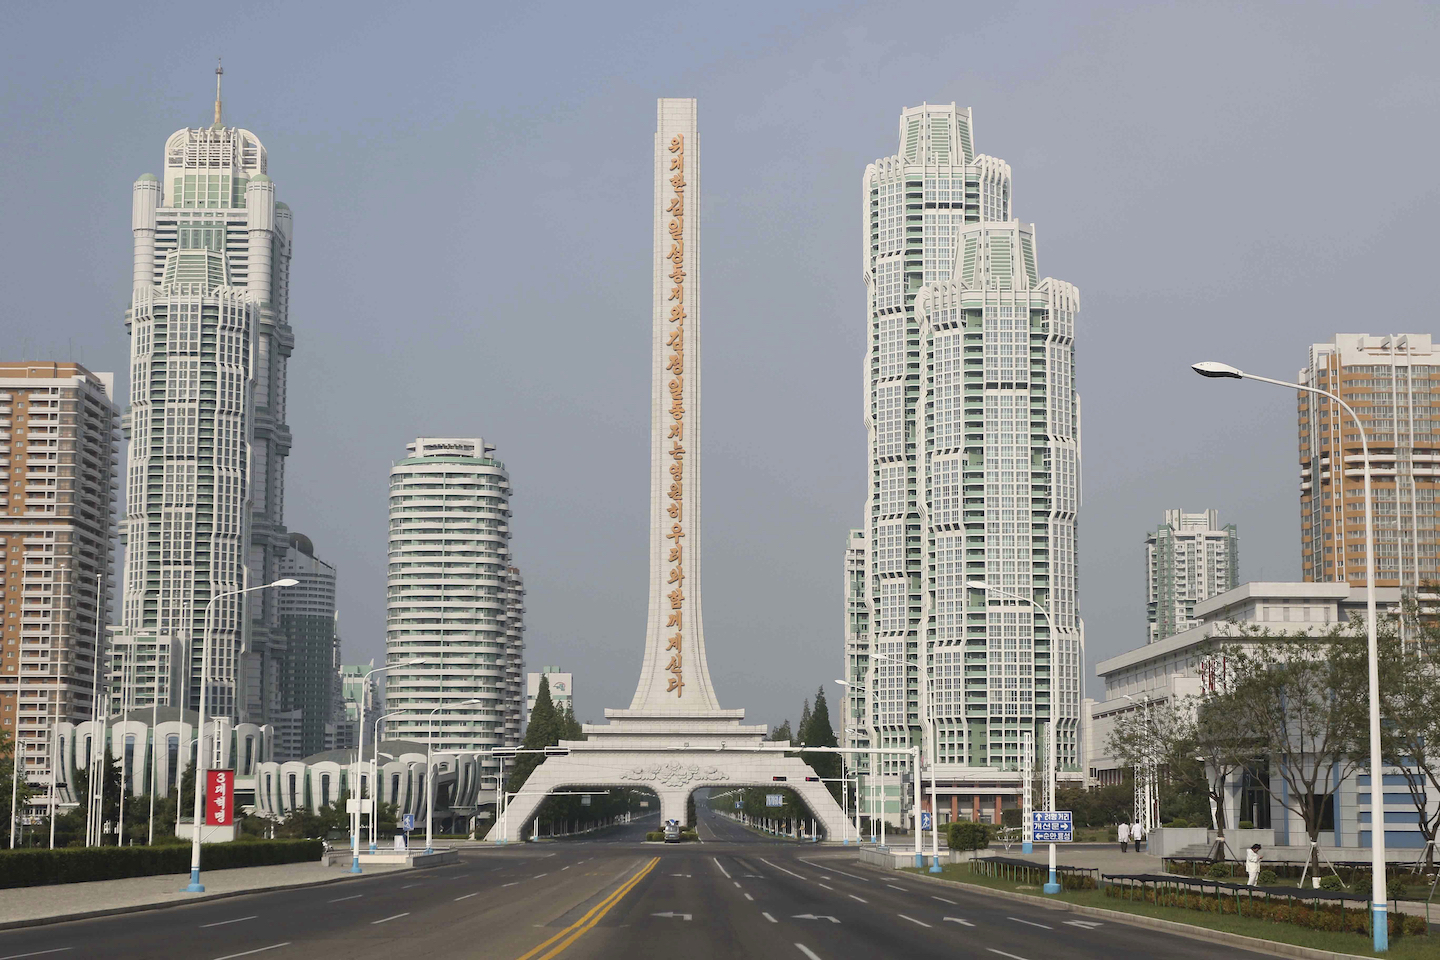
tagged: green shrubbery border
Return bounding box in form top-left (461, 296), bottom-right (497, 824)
top-left (1105, 881), bottom-right (1428, 939)
top-left (0, 840), bottom-right (323, 889)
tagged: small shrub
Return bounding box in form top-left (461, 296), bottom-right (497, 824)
top-left (1318, 875), bottom-right (1344, 891)
top-left (1237, 820), bottom-right (1254, 830)
top-left (947, 821), bottom-right (990, 852)
top-left (1204, 862), bottom-right (1232, 879)
top-left (644, 831), bottom-right (664, 842)
top-left (1166, 818), bottom-right (1190, 829)
top-left (1257, 869), bottom-right (1278, 885)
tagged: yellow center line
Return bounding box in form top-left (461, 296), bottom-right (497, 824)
top-left (511, 857), bottom-right (659, 960)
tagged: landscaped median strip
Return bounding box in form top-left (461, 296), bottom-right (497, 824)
top-left (510, 857), bottom-right (659, 960)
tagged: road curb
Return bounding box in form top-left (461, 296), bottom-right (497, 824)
top-left (860, 861), bottom-right (1378, 960)
top-left (0, 868), bottom-right (392, 932)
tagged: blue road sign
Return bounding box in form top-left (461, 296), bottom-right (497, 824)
top-left (920, 811), bottom-right (933, 830)
top-left (1031, 810), bottom-right (1073, 842)
top-left (402, 814), bottom-right (415, 832)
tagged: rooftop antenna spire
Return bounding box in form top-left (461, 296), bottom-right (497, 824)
top-left (213, 58), bottom-right (224, 126)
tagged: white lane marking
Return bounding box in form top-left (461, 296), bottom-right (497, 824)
top-left (0, 950), bottom-right (74, 960)
top-left (817, 882), bottom-right (834, 891)
top-left (455, 892), bottom-right (480, 901)
top-left (212, 946), bottom-right (290, 960)
top-left (1008, 916), bottom-right (1052, 930)
top-left (328, 894), bottom-right (362, 903)
top-left (799, 860), bottom-right (870, 882)
top-left (848, 894), bottom-right (868, 903)
top-left (886, 883), bottom-right (908, 891)
top-left (401, 883), bottom-right (421, 889)
top-left (453, 873), bottom-right (469, 879)
top-left (651, 912), bottom-right (692, 920)
top-left (795, 947), bottom-right (823, 960)
top-left (945, 917), bottom-right (975, 926)
top-left (931, 896), bottom-right (956, 904)
top-left (534, 873), bottom-right (548, 878)
top-left (713, 856), bottom-right (732, 879)
top-left (759, 857), bottom-right (810, 881)
top-left (898, 914), bottom-right (932, 928)
top-left (989, 951), bottom-right (1033, 960)
top-left (1064, 920), bottom-right (1104, 929)
top-left (502, 882), bottom-right (519, 887)
top-left (733, 881), bottom-right (741, 888)
top-left (792, 914), bottom-right (840, 923)
top-left (201, 915), bottom-right (257, 928)
top-left (744, 893), bottom-right (754, 901)
top-left (561, 865), bottom-right (571, 871)
top-left (762, 912), bottom-right (778, 923)
top-left (371, 913), bottom-right (410, 924)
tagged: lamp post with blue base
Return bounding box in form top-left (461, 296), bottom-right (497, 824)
top-left (184, 578), bottom-right (297, 893)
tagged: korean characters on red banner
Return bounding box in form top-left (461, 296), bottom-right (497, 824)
top-left (206, 769), bottom-right (234, 826)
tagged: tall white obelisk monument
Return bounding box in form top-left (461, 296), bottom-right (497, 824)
top-left (485, 100), bottom-right (849, 841)
top-left (630, 97), bottom-right (722, 712)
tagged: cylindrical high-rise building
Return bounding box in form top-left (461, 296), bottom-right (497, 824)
top-left (385, 438), bottom-right (522, 781)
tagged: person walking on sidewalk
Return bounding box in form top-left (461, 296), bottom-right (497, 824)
top-left (1246, 844), bottom-right (1263, 885)
top-left (1117, 820), bottom-right (1130, 853)
top-left (1131, 820), bottom-right (1144, 852)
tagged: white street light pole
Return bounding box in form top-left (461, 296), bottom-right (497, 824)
top-left (184, 578), bottom-right (296, 893)
top-left (1193, 360), bottom-right (1389, 951)
top-left (1122, 693), bottom-right (1158, 836)
top-left (425, 699), bottom-right (482, 854)
top-left (348, 658), bottom-right (428, 873)
top-left (969, 580), bottom-right (1062, 893)
top-left (368, 709), bottom-right (405, 853)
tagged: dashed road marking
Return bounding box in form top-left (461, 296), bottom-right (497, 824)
top-left (328, 894), bottom-right (362, 903)
top-left (200, 916), bottom-right (256, 928)
top-left (931, 896), bottom-right (956, 904)
top-left (744, 893), bottom-right (754, 901)
top-left (371, 913), bottom-right (409, 925)
top-left (455, 892), bottom-right (480, 901)
top-left (944, 917), bottom-right (974, 927)
top-left (898, 914), bottom-right (932, 928)
top-left (799, 860), bottom-right (870, 882)
top-left (989, 951), bottom-right (1033, 960)
top-left (212, 946), bottom-right (290, 960)
top-left (848, 894), bottom-right (868, 903)
top-left (1008, 917), bottom-right (1052, 930)
top-left (0, 950), bottom-right (74, 960)
top-left (763, 912), bottom-right (778, 923)
top-left (713, 857), bottom-right (731, 879)
top-left (795, 946), bottom-right (823, 960)
top-left (886, 884), bottom-right (908, 891)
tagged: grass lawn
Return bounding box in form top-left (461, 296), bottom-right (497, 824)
top-left (902, 865), bottom-right (1440, 959)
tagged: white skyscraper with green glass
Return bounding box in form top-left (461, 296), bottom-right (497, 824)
top-left (844, 104), bottom-right (1083, 826)
top-left (119, 71), bottom-right (293, 722)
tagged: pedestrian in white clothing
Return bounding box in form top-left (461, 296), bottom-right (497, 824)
top-left (1117, 821), bottom-right (1130, 853)
top-left (1246, 843), bottom-right (1263, 885)
top-left (1131, 821), bottom-right (1144, 852)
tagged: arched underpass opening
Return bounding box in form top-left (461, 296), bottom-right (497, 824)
top-left (519, 786), bottom-right (659, 840)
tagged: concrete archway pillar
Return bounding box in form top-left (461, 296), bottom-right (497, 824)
top-left (660, 790), bottom-right (689, 827)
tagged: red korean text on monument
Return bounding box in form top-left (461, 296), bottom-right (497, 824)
top-left (206, 769), bottom-right (234, 826)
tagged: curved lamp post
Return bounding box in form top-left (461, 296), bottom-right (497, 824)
top-left (184, 578), bottom-right (297, 893)
top-left (368, 709), bottom-right (407, 853)
top-left (1193, 360), bottom-right (1388, 951)
top-left (425, 699), bottom-right (482, 854)
top-left (348, 658), bottom-right (429, 873)
top-left (969, 579), bottom-right (1062, 894)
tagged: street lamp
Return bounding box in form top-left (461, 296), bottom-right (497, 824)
top-left (185, 578), bottom-right (297, 893)
top-left (842, 651), bottom-right (900, 849)
top-left (368, 710), bottom-right (407, 853)
top-left (969, 579), bottom-right (1062, 894)
top-left (1193, 359), bottom-right (1389, 950)
top-left (426, 699), bottom-right (482, 854)
top-left (348, 658), bottom-right (429, 874)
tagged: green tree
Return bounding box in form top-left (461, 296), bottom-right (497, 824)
top-left (1377, 631), bottom-right (1440, 870)
top-left (0, 727), bottom-right (36, 843)
top-left (508, 676), bottom-right (558, 795)
top-left (800, 686), bottom-right (841, 801)
top-left (1212, 630), bottom-right (1370, 877)
top-left (770, 719), bottom-right (793, 743)
top-left (798, 698), bottom-right (811, 741)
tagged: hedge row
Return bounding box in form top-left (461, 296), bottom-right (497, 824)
top-left (1105, 883), bottom-right (1428, 939)
top-left (0, 840), bottom-right (324, 889)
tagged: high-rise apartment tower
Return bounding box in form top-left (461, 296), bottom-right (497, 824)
top-left (844, 104), bottom-right (1083, 825)
top-left (385, 438), bottom-right (523, 783)
top-left (0, 363), bottom-right (119, 787)
top-left (277, 533), bottom-right (337, 758)
top-left (1300, 334), bottom-right (1440, 597)
top-left (119, 70), bottom-right (294, 721)
top-left (1145, 509), bottom-right (1239, 643)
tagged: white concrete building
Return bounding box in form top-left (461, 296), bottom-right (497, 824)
top-left (1145, 509), bottom-right (1239, 643)
top-left (525, 665), bottom-right (573, 727)
top-left (384, 438), bottom-right (523, 786)
top-left (119, 70), bottom-right (294, 723)
top-left (843, 103), bottom-right (1083, 826)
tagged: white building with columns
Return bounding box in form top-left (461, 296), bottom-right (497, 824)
top-left (843, 103), bottom-right (1083, 827)
top-left (118, 69), bottom-right (294, 723)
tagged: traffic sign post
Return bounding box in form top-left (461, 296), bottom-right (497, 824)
top-left (402, 813), bottom-right (415, 833)
top-left (920, 811), bottom-right (932, 831)
top-left (1031, 811), bottom-right (1072, 894)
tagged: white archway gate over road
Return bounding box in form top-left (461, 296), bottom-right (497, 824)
top-left (492, 750), bottom-right (848, 841)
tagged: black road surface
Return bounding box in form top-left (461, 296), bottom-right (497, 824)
top-left (0, 805), bottom-right (1267, 960)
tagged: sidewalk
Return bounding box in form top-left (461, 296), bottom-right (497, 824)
top-left (0, 859), bottom-right (410, 929)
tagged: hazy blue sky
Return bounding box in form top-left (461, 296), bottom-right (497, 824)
top-left (3, 1), bottom-right (1437, 728)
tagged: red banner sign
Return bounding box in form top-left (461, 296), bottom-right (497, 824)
top-left (206, 769), bottom-right (234, 826)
